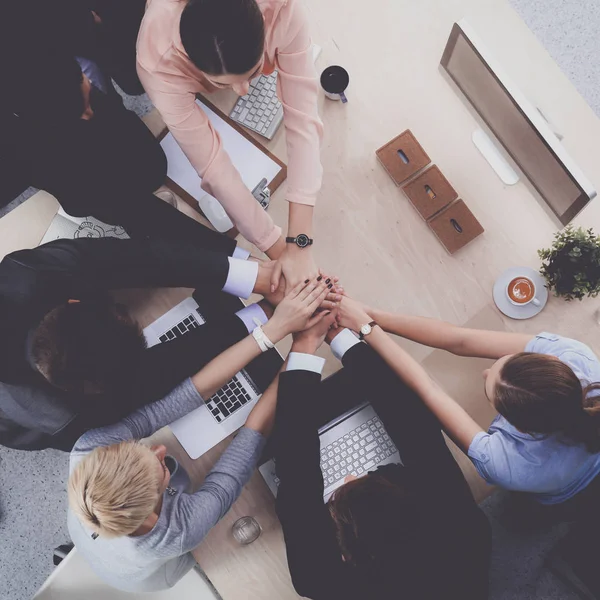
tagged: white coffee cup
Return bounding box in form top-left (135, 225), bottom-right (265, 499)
top-left (506, 276), bottom-right (541, 307)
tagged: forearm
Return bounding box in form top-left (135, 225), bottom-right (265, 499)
top-left (182, 427), bottom-right (266, 552)
top-left (245, 362), bottom-right (287, 435)
top-left (365, 328), bottom-right (482, 452)
top-left (15, 237), bottom-right (232, 293)
top-left (190, 337), bottom-right (261, 400)
top-left (274, 370), bottom-right (323, 480)
top-left (265, 189), bottom-right (314, 260)
top-left (287, 203), bottom-right (314, 238)
top-left (190, 319), bottom-right (286, 400)
top-left (369, 308), bottom-right (531, 359)
top-left (265, 236), bottom-right (286, 260)
top-left (370, 309), bottom-right (466, 354)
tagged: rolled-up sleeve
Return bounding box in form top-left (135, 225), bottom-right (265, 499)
top-left (275, 0), bottom-right (323, 206)
top-left (468, 431), bottom-right (513, 489)
top-left (137, 65), bottom-right (281, 252)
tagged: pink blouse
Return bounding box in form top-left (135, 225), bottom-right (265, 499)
top-left (137, 0), bottom-right (323, 251)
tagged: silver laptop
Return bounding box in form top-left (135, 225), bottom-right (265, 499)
top-left (260, 402), bottom-right (402, 502)
top-left (144, 297), bottom-right (263, 459)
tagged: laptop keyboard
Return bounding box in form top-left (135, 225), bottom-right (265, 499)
top-left (229, 72), bottom-right (283, 140)
top-left (157, 310), bottom-right (253, 424)
top-left (159, 313), bottom-right (201, 343)
top-left (268, 415), bottom-right (397, 490)
top-left (205, 375), bottom-right (253, 423)
top-left (321, 416), bottom-right (396, 488)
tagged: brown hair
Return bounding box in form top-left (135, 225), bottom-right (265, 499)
top-left (32, 298), bottom-right (146, 397)
top-left (494, 352), bottom-right (600, 452)
top-left (327, 468), bottom-right (422, 567)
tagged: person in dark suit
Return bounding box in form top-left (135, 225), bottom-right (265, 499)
top-left (0, 0), bottom-right (225, 247)
top-left (0, 236), bottom-right (300, 451)
top-left (272, 310), bottom-right (492, 599)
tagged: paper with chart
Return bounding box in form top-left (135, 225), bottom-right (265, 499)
top-left (160, 100), bottom-right (283, 230)
top-left (40, 208), bottom-right (129, 245)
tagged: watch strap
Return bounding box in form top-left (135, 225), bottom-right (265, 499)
top-left (252, 325), bottom-right (275, 353)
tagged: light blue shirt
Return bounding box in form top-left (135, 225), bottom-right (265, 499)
top-left (468, 332), bottom-right (600, 504)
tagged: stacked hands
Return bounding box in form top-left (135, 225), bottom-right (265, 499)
top-left (257, 276), bottom-right (341, 347)
top-left (254, 261), bottom-right (374, 351)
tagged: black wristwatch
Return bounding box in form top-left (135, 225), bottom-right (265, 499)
top-left (285, 234), bottom-right (313, 248)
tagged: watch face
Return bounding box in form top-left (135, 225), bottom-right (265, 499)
top-left (360, 324), bottom-right (372, 336)
top-left (296, 234), bottom-right (310, 248)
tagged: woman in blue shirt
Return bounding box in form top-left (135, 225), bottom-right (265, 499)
top-left (335, 296), bottom-right (600, 513)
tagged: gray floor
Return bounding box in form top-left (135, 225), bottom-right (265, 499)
top-left (1, 2), bottom-right (600, 598)
top-left (510, 0), bottom-right (600, 117)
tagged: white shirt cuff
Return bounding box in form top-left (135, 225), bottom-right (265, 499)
top-left (286, 353), bottom-right (326, 374)
top-left (236, 303), bottom-right (268, 334)
top-left (330, 329), bottom-right (361, 361)
top-left (223, 257), bottom-right (258, 299)
top-left (232, 245), bottom-right (251, 260)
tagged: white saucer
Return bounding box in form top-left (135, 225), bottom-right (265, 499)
top-left (493, 267), bottom-right (548, 320)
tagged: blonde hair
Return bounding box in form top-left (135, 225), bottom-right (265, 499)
top-left (68, 441), bottom-right (162, 538)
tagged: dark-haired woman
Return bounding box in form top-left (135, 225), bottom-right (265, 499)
top-left (137, 0), bottom-right (323, 289)
top-left (335, 297), bottom-right (600, 514)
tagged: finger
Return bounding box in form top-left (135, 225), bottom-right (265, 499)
top-left (298, 279), bottom-right (320, 302)
top-left (319, 275), bottom-right (340, 292)
top-left (318, 275), bottom-right (333, 285)
top-left (325, 292), bottom-right (343, 303)
top-left (307, 282), bottom-right (330, 311)
top-left (320, 299), bottom-right (339, 310)
top-left (270, 262), bottom-right (283, 294)
top-left (288, 278), bottom-right (310, 299)
top-left (276, 278), bottom-right (285, 297)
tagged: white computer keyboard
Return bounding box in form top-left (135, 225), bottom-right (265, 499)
top-left (229, 44), bottom-right (321, 139)
top-left (229, 72), bottom-right (283, 140)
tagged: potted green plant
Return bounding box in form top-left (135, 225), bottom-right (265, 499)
top-left (538, 226), bottom-right (600, 301)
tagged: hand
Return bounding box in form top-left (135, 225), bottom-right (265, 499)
top-left (263, 279), bottom-right (331, 342)
top-left (266, 271), bottom-right (342, 310)
top-left (270, 245), bottom-right (318, 293)
top-left (255, 259), bottom-right (279, 297)
top-left (292, 309), bottom-right (338, 354)
top-left (336, 296), bottom-right (372, 332)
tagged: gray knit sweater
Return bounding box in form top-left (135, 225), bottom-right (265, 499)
top-left (68, 378), bottom-right (266, 592)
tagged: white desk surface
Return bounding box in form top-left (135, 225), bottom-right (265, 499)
top-left (4, 0), bottom-right (600, 598)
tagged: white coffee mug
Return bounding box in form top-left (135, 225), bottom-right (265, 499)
top-left (506, 276), bottom-right (541, 307)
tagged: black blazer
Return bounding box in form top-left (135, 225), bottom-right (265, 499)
top-left (0, 238), bottom-right (244, 450)
top-left (273, 342), bottom-right (491, 599)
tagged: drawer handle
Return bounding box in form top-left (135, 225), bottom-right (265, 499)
top-left (425, 185), bottom-right (436, 200)
top-left (396, 149), bottom-right (409, 165)
top-left (451, 218), bottom-right (463, 233)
